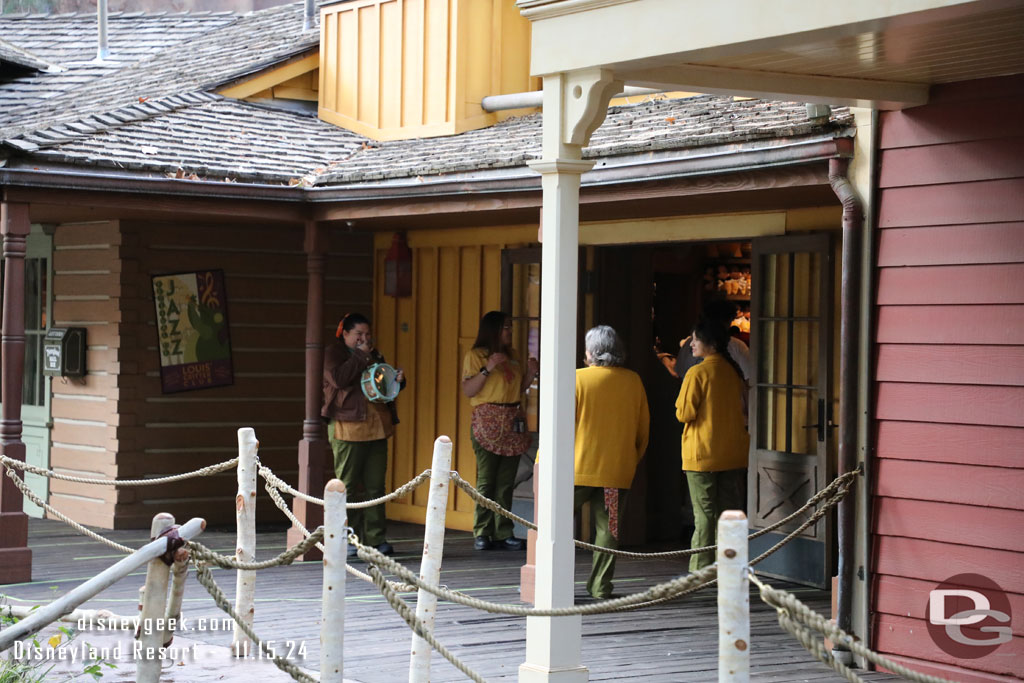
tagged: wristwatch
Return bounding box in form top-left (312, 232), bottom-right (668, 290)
top-left (480, 367), bottom-right (490, 377)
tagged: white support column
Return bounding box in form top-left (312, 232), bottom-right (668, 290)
top-left (136, 513), bottom-right (176, 683)
top-left (717, 511), bottom-right (750, 683)
top-left (232, 427), bottom-right (259, 656)
top-left (520, 68), bottom-right (621, 683)
top-left (409, 435), bottom-right (454, 682)
top-left (320, 478), bottom-right (347, 683)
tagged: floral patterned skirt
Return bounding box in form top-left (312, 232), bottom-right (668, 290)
top-left (470, 403), bottom-right (531, 456)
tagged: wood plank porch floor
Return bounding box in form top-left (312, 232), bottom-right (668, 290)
top-left (1, 519), bottom-right (904, 682)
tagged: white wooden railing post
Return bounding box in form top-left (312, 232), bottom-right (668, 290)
top-left (232, 427), bottom-right (259, 656)
top-left (137, 513), bottom-right (176, 683)
top-left (161, 545), bottom-right (190, 647)
top-left (409, 436), bottom-right (454, 683)
top-left (717, 510), bottom-right (750, 683)
top-left (0, 517), bottom-right (205, 653)
top-left (320, 478), bottom-right (347, 683)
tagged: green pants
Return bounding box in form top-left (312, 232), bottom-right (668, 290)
top-left (328, 424), bottom-right (389, 547)
top-left (686, 469), bottom-right (746, 572)
top-left (471, 435), bottom-right (519, 541)
top-left (574, 486), bottom-right (620, 599)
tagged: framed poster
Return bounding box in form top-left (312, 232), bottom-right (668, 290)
top-left (152, 270), bottom-right (233, 393)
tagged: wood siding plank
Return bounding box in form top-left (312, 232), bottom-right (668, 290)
top-left (873, 496), bottom-right (1024, 550)
top-left (873, 576), bottom-right (1024, 638)
top-left (879, 137), bottom-right (1024, 188)
top-left (879, 95), bottom-right (1024, 150)
top-left (875, 305), bottom-right (1024, 344)
top-left (876, 263), bottom-right (1024, 305)
top-left (877, 223), bottom-right (1024, 267)
top-left (874, 421), bottom-right (1022, 469)
top-left (875, 382), bottom-right (1024, 427)
top-left (875, 344), bottom-right (1024, 386)
top-left (873, 536), bottom-right (1024, 594)
top-left (875, 458), bottom-right (1024, 510)
top-left (878, 178), bottom-right (1024, 228)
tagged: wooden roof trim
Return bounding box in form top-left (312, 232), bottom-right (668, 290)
top-left (217, 50), bottom-right (319, 100)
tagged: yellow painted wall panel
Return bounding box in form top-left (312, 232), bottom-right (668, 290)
top-left (339, 10), bottom-right (359, 120)
top-left (357, 4), bottom-right (381, 127)
top-left (423, 0), bottom-right (450, 125)
top-left (379, 0), bottom-right (403, 130)
top-left (402, 0), bottom-right (425, 128)
top-left (411, 247), bottom-right (438, 508)
top-left (321, 13), bottom-right (337, 110)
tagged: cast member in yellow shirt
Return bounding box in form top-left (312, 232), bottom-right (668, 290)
top-left (462, 311), bottom-right (538, 551)
top-left (574, 325), bottom-right (650, 599)
top-left (675, 318), bottom-right (749, 571)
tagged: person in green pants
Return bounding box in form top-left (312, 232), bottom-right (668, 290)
top-left (676, 317), bottom-right (749, 572)
top-left (573, 326), bottom-right (650, 600)
top-left (322, 313), bottom-right (406, 557)
top-left (462, 311), bottom-right (538, 551)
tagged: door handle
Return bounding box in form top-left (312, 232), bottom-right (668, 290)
top-left (801, 399), bottom-right (829, 442)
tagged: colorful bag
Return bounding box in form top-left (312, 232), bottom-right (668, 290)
top-left (471, 403), bottom-right (531, 456)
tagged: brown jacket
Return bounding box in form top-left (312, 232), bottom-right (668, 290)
top-left (321, 342), bottom-right (403, 424)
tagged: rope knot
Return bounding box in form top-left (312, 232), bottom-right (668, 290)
top-left (157, 525), bottom-right (185, 566)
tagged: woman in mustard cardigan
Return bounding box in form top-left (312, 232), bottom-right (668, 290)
top-left (574, 325), bottom-right (650, 599)
top-left (675, 318), bottom-right (750, 571)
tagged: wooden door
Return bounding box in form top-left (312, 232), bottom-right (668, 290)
top-left (747, 232), bottom-right (834, 587)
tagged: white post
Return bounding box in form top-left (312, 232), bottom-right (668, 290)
top-left (409, 436), bottom-right (454, 683)
top-left (521, 68), bottom-right (619, 683)
top-left (161, 546), bottom-right (190, 647)
top-left (0, 517), bottom-right (205, 652)
top-left (137, 513), bottom-right (176, 683)
top-left (232, 427), bottom-right (259, 655)
top-left (717, 510), bottom-right (750, 683)
top-left (320, 478), bottom-right (347, 683)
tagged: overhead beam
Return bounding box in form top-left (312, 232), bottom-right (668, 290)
top-left (623, 64), bottom-right (929, 110)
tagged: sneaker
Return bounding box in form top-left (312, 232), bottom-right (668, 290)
top-left (496, 536), bottom-right (526, 551)
top-left (375, 542), bottom-right (394, 556)
top-left (473, 536), bottom-right (492, 551)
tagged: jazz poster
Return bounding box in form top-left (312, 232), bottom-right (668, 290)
top-left (152, 270), bottom-right (234, 393)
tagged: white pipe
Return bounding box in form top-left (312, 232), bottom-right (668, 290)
top-left (481, 86), bottom-right (663, 112)
top-left (232, 427), bottom-right (259, 656)
top-left (717, 510), bottom-right (750, 683)
top-left (303, 0), bottom-right (316, 32)
top-left (409, 436), bottom-right (454, 683)
top-left (0, 518), bottom-right (203, 652)
top-left (137, 513), bottom-right (176, 683)
top-left (320, 479), bottom-right (347, 683)
top-left (95, 0), bottom-right (109, 61)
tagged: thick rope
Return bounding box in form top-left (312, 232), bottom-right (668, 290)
top-left (368, 565), bottom-right (486, 683)
top-left (192, 561), bottom-right (317, 683)
top-left (749, 572), bottom-right (955, 683)
top-left (260, 475), bottom-right (416, 592)
top-left (0, 454), bottom-right (238, 486)
top-left (188, 530), bottom-right (324, 571)
top-left (353, 536), bottom-right (719, 617)
top-left (450, 468), bottom-right (859, 560)
top-left (2, 465), bottom-right (133, 554)
top-left (258, 464), bottom-right (431, 510)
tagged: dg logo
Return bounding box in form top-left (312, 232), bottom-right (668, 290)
top-left (927, 573), bottom-right (1012, 659)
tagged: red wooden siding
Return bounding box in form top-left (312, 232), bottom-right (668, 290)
top-left (50, 220), bottom-right (372, 528)
top-left (872, 74), bottom-right (1024, 680)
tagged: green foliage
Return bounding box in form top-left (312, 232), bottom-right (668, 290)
top-left (0, 604), bottom-right (118, 682)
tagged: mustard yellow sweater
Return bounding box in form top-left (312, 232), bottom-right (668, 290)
top-left (675, 353), bottom-right (749, 472)
top-left (574, 366), bottom-right (650, 489)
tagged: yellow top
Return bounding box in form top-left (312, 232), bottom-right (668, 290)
top-left (574, 366), bottom-right (650, 489)
top-left (675, 353), bottom-right (750, 472)
top-left (335, 402), bottom-right (393, 442)
top-left (462, 347), bottom-right (523, 407)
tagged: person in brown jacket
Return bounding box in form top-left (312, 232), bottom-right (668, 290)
top-left (321, 313), bottom-right (406, 556)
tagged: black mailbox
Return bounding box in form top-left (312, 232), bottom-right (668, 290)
top-left (43, 327), bottom-right (87, 378)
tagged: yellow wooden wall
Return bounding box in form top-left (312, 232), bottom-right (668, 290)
top-left (319, 0), bottom-right (537, 141)
top-left (374, 225), bottom-right (536, 530)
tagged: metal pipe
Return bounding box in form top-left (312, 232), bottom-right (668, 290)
top-left (303, 0), bottom-right (316, 32)
top-left (481, 86), bottom-right (663, 112)
top-left (96, 0), bottom-right (109, 61)
top-left (828, 156), bottom-right (862, 655)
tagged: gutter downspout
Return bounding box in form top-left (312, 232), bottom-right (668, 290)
top-left (96, 0), bottom-right (109, 61)
top-left (829, 156), bottom-right (863, 664)
top-left (303, 0), bottom-right (316, 33)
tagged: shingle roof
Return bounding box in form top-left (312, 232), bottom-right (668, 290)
top-left (0, 4), bottom-right (318, 138)
top-left (4, 91), bottom-right (369, 184)
top-left (0, 36), bottom-right (59, 73)
top-left (3, 93), bottom-right (851, 188)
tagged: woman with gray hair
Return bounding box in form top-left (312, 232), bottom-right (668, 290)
top-left (573, 325), bottom-right (650, 600)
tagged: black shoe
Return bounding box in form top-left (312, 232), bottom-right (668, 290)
top-left (496, 536), bottom-right (526, 551)
top-left (473, 536), bottom-right (492, 551)
top-left (375, 542), bottom-right (394, 556)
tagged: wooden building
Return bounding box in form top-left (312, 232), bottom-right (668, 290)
top-left (0, 1), bottom-right (1021, 681)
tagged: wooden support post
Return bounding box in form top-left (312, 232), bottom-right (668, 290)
top-left (161, 546), bottom-right (189, 647)
top-left (232, 427), bottom-right (259, 655)
top-left (136, 514), bottom-right (176, 683)
top-left (320, 478), bottom-right (347, 683)
top-left (0, 517), bottom-right (205, 652)
top-left (0, 200), bottom-right (32, 584)
top-left (717, 511), bottom-right (750, 683)
top-left (409, 436), bottom-right (453, 683)
top-left (289, 219), bottom-right (328, 561)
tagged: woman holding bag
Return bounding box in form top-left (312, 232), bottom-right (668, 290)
top-left (462, 311), bottom-right (538, 551)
